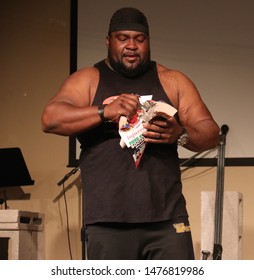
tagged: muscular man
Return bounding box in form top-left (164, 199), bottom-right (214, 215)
top-left (42, 7), bottom-right (219, 260)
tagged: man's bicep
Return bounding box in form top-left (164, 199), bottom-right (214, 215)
top-left (179, 86), bottom-right (217, 132)
top-left (51, 72), bottom-right (93, 107)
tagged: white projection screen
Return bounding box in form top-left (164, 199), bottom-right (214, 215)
top-left (68, 0), bottom-right (254, 167)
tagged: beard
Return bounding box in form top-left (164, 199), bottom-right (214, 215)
top-left (107, 51), bottom-right (151, 78)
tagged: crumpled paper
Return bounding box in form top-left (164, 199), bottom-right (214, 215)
top-left (118, 99), bottom-right (177, 167)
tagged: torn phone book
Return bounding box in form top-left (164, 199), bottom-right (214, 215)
top-left (118, 99), bottom-right (177, 167)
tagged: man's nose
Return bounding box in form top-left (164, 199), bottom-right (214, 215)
top-left (126, 39), bottom-right (138, 49)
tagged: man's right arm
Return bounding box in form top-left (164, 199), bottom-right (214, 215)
top-left (41, 67), bottom-right (101, 136)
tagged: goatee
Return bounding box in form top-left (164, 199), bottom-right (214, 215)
top-left (107, 53), bottom-right (151, 78)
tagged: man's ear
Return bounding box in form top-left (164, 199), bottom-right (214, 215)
top-left (106, 35), bottom-right (110, 48)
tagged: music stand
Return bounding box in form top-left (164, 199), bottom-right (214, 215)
top-left (0, 147), bottom-right (34, 208)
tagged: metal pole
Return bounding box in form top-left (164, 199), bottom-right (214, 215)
top-left (213, 124), bottom-right (229, 260)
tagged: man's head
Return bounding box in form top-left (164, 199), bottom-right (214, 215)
top-left (108, 7), bottom-right (149, 36)
top-left (106, 7), bottom-right (151, 78)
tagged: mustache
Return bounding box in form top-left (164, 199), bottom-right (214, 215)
top-left (123, 52), bottom-right (140, 57)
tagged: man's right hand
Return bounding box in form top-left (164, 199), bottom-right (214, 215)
top-left (103, 94), bottom-right (141, 123)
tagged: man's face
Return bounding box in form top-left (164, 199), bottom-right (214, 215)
top-left (106, 30), bottom-right (151, 77)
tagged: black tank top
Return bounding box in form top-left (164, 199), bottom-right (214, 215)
top-left (78, 60), bottom-right (188, 224)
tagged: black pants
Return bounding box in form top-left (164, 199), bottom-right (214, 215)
top-left (85, 217), bottom-right (195, 260)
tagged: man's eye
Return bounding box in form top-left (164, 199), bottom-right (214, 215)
top-left (135, 36), bottom-right (146, 43)
top-left (117, 35), bottom-right (128, 41)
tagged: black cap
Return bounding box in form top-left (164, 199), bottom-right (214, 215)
top-left (108, 7), bottom-right (149, 35)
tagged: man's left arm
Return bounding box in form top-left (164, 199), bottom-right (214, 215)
top-left (176, 72), bottom-right (220, 152)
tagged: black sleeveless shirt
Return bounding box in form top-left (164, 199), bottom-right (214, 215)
top-left (78, 60), bottom-right (188, 225)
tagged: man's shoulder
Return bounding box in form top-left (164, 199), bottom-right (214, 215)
top-left (72, 65), bottom-right (99, 79)
top-left (157, 64), bottom-right (184, 83)
top-left (156, 63), bottom-right (183, 76)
